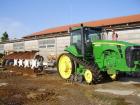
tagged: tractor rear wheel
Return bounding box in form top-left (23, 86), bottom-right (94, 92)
top-left (57, 53), bottom-right (74, 80)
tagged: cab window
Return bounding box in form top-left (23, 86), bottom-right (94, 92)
top-left (71, 30), bottom-right (81, 44)
top-left (85, 28), bottom-right (101, 42)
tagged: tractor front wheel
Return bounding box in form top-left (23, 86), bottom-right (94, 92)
top-left (109, 74), bottom-right (117, 80)
top-left (57, 53), bottom-right (74, 80)
top-left (84, 69), bottom-right (93, 84)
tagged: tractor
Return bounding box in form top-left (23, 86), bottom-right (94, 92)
top-left (57, 24), bottom-right (140, 84)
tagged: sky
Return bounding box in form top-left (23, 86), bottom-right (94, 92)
top-left (0, 0), bottom-right (140, 39)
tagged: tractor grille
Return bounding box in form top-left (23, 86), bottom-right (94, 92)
top-left (126, 46), bottom-right (140, 68)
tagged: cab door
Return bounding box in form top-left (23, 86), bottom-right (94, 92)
top-left (70, 29), bottom-right (82, 54)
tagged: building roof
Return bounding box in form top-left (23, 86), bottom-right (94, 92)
top-left (23, 14), bottom-right (140, 38)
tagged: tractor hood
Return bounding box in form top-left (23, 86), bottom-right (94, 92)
top-left (92, 40), bottom-right (138, 47)
top-left (93, 40), bottom-right (140, 69)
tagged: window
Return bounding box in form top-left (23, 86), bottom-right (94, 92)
top-left (85, 28), bottom-right (101, 42)
top-left (47, 39), bottom-right (55, 44)
top-left (13, 42), bottom-right (24, 51)
top-left (0, 44), bottom-right (4, 50)
top-left (39, 39), bottom-right (55, 48)
top-left (71, 30), bottom-right (81, 44)
top-left (0, 44), bottom-right (4, 53)
top-left (47, 45), bottom-right (55, 48)
top-left (39, 40), bottom-right (47, 48)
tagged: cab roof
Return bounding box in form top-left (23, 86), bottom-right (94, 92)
top-left (71, 26), bottom-right (102, 31)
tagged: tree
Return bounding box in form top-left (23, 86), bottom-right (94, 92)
top-left (1, 32), bottom-right (9, 42)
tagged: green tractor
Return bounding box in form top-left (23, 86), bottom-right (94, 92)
top-left (57, 24), bottom-right (140, 84)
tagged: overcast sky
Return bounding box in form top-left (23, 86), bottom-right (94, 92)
top-left (0, 0), bottom-right (140, 39)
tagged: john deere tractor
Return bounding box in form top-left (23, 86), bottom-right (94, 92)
top-left (57, 24), bottom-right (140, 84)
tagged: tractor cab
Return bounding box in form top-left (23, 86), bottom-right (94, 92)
top-left (70, 25), bottom-right (102, 59)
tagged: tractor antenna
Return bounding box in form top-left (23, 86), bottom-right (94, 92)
top-left (81, 24), bottom-right (84, 27)
top-left (68, 27), bottom-right (71, 33)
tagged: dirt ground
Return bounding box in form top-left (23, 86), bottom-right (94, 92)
top-left (0, 67), bottom-right (140, 105)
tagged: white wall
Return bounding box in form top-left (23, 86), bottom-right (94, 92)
top-left (38, 38), bottom-right (56, 62)
top-left (105, 29), bottom-right (140, 44)
top-left (13, 42), bottom-right (24, 51)
top-left (4, 43), bottom-right (13, 52)
top-left (56, 36), bottom-right (70, 56)
top-left (0, 44), bottom-right (4, 53)
top-left (25, 40), bottom-right (38, 51)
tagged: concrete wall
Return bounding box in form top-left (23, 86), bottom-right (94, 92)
top-left (117, 29), bottom-right (140, 43)
top-left (46, 38), bottom-right (56, 57)
top-left (24, 40), bottom-right (38, 51)
top-left (38, 38), bottom-right (51, 61)
top-left (0, 44), bottom-right (4, 53)
top-left (37, 36), bottom-right (70, 62)
top-left (13, 42), bottom-right (24, 52)
top-left (4, 43), bottom-right (13, 52)
top-left (106, 29), bottom-right (140, 44)
top-left (56, 36), bottom-right (70, 55)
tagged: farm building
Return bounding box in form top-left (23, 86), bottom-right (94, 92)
top-left (1, 14), bottom-right (140, 65)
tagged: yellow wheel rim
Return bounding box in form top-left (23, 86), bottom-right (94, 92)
top-left (110, 74), bottom-right (116, 80)
top-left (58, 55), bottom-right (72, 79)
top-left (84, 69), bottom-right (93, 84)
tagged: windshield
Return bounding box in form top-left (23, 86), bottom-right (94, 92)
top-left (85, 28), bottom-right (101, 42)
top-left (70, 27), bottom-right (101, 44)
